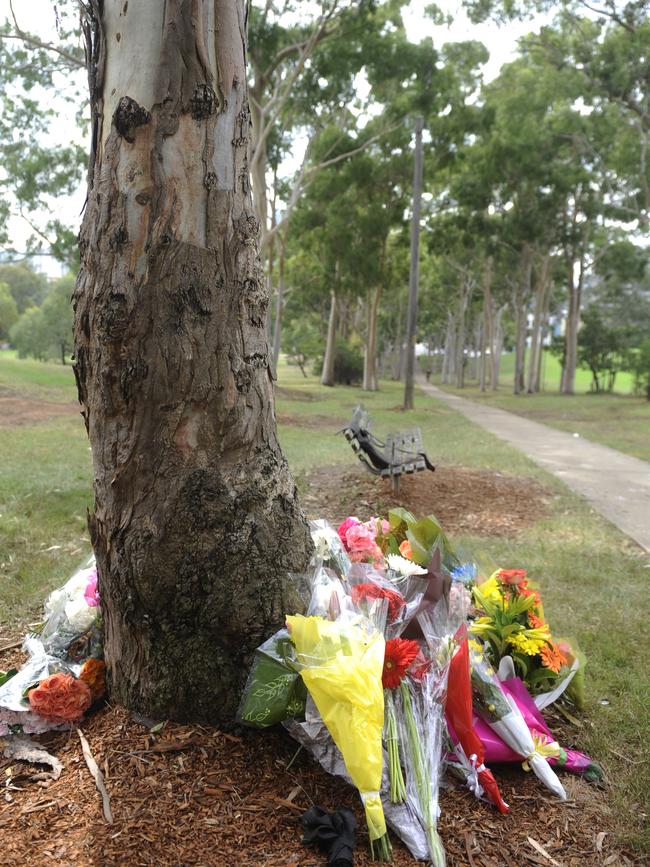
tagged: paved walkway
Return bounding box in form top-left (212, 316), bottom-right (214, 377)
top-left (419, 382), bottom-right (650, 552)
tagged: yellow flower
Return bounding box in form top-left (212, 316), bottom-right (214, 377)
top-left (477, 576), bottom-right (502, 602)
top-left (507, 633), bottom-right (547, 656)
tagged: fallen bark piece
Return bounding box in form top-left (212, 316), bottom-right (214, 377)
top-left (77, 728), bottom-right (112, 823)
top-left (2, 735), bottom-right (63, 779)
top-left (527, 836), bottom-right (563, 866)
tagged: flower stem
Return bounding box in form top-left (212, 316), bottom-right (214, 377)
top-left (384, 688), bottom-right (406, 803)
top-left (400, 680), bottom-right (445, 867)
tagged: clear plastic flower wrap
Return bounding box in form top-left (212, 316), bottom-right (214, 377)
top-left (37, 557), bottom-right (102, 661)
top-left (347, 562), bottom-right (426, 639)
top-left (309, 519), bottom-right (352, 579)
top-left (0, 637), bottom-right (79, 723)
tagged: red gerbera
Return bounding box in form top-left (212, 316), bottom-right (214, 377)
top-left (382, 638), bottom-right (420, 689)
top-left (351, 582), bottom-right (405, 623)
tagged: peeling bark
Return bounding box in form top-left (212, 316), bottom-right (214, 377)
top-left (73, 0), bottom-right (312, 726)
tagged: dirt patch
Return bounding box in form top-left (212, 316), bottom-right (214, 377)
top-left (300, 464), bottom-right (553, 536)
top-left (0, 701), bottom-right (637, 867)
top-left (0, 394), bottom-right (79, 427)
top-left (275, 385), bottom-right (317, 402)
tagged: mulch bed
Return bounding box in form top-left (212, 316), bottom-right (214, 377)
top-left (0, 464), bottom-right (641, 866)
top-left (301, 464), bottom-right (553, 536)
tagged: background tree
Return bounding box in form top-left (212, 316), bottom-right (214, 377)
top-left (0, 281), bottom-right (18, 340)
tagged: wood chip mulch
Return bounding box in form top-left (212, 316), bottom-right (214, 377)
top-left (0, 701), bottom-right (642, 867)
top-left (301, 464), bottom-right (553, 536)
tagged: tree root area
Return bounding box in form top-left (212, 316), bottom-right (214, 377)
top-left (0, 702), bottom-right (635, 867)
top-left (300, 463), bottom-right (553, 536)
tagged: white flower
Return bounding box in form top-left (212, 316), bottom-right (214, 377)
top-left (312, 529), bottom-right (333, 559)
top-left (386, 554), bottom-right (427, 577)
top-left (64, 597), bottom-right (97, 633)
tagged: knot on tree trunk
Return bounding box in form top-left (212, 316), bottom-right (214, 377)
top-left (113, 96), bottom-right (151, 143)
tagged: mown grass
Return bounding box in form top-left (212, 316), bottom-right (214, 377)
top-left (0, 349), bottom-right (77, 401)
top-left (439, 350), bottom-right (637, 395)
top-left (1, 354), bottom-right (649, 853)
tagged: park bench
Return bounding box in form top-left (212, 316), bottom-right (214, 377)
top-left (339, 405), bottom-right (435, 493)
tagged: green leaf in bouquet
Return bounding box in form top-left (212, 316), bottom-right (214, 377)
top-left (0, 669), bottom-right (17, 688)
top-left (388, 507), bottom-right (416, 531)
top-left (237, 630), bottom-right (307, 729)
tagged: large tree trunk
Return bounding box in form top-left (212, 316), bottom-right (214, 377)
top-left (72, 0), bottom-right (312, 726)
top-left (321, 288), bottom-right (337, 386)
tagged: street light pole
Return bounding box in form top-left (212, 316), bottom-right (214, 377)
top-left (403, 115), bottom-right (424, 411)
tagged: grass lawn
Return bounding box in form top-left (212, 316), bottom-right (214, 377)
top-left (1, 354), bottom-right (649, 854)
top-left (431, 352), bottom-right (650, 463)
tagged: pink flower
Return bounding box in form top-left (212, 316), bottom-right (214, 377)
top-left (84, 568), bottom-right (100, 607)
top-left (345, 524), bottom-right (383, 564)
top-left (337, 517), bottom-right (361, 551)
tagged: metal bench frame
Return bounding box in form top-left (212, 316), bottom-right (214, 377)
top-left (340, 405), bottom-right (434, 493)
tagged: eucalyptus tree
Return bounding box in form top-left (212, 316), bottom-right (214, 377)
top-left (71, 0), bottom-right (312, 725)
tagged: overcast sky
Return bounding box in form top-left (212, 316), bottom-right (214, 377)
top-left (0, 0), bottom-right (549, 274)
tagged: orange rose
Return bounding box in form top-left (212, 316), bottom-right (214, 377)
top-left (79, 658), bottom-right (106, 701)
top-left (399, 540), bottom-right (413, 560)
top-left (497, 568), bottom-right (527, 586)
top-left (28, 672), bottom-right (92, 723)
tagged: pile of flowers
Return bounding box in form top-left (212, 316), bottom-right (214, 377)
top-left (238, 510), bottom-right (599, 863)
top-left (0, 561), bottom-right (105, 737)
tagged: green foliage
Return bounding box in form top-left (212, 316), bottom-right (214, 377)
top-left (0, 281), bottom-right (19, 339)
top-left (0, 263), bottom-right (49, 313)
top-left (577, 306), bottom-right (624, 393)
top-left (283, 316), bottom-right (324, 377)
top-left (313, 337), bottom-right (364, 385)
top-left (9, 273), bottom-right (74, 362)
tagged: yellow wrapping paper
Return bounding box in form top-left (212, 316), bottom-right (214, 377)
top-left (287, 615), bottom-right (387, 841)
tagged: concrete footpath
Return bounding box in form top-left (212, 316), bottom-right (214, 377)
top-left (419, 382), bottom-right (650, 553)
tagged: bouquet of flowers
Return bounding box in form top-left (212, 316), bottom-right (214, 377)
top-left (0, 558), bottom-right (105, 735)
top-left (469, 639), bottom-right (567, 800)
top-left (471, 568), bottom-right (582, 706)
top-left (287, 612), bottom-right (392, 861)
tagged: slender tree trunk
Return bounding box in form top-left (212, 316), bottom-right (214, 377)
top-left (363, 286), bottom-right (381, 391)
top-left (512, 246), bottom-right (532, 395)
top-left (72, 0), bottom-right (312, 726)
top-left (527, 253), bottom-right (550, 394)
top-left (493, 304), bottom-right (506, 389)
top-left (321, 288), bottom-right (337, 387)
top-left (481, 257), bottom-right (494, 392)
top-left (536, 277), bottom-right (552, 391)
top-left (404, 116), bottom-right (424, 410)
top-left (272, 231), bottom-right (287, 368)
top-left (561, 256), bottom-right (584, 395)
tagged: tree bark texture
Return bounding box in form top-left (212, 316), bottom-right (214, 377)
top-left (73, 0), bottom-right (312, 725)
